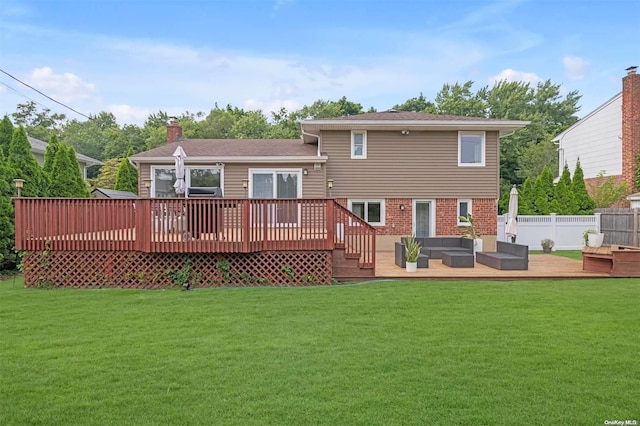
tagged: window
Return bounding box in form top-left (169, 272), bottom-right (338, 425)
top-left (349, 200), bottom-right (384, 225)
top-left (250, 170), bottom-right (301, 199)
top-left (151, 166), bottom-right (223, 197)
top-left (351, 131), bottom-right (367, 159)
top-left (458, 132), bottom-right (485, 166)
top-left (457, 199), bottom-right (472, 225)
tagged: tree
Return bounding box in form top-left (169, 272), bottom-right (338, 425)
top-left (86, 159), bottom-right (121, 190)
top-left (533, 166), bottom-right (555, 214)
top-left (550, 179), bottom-right (575, 215)
top-left (588, 172), bottom-right (628, 208)
top-left (517, 138), bottom-right (558, 183)
top-left (114, 148), bottom-right (138, 194)
top-left (268, 108), bottom-right (301, 139)
top-left (480, 79), bottom-right (580, 188)
top-left (230, 111), bottom-right (270, 138)
top-left (199, 106), bottom-right (238, 139)
top-left (550, 163), bottom-right (577, 214)
top-left (0, 148), bottom-right (16, 270)
top-left (392, 92), bottom-right (434, 112)
top-left (292, 97), bottom-right (366, 120)
top-left (571, 159), bottom-right (595, 214)
top-left (0, 115), bottom-right (14, 158)
top-left (11, 101), bottom-right (66, 141)
top-left (48, 143), bottom-right (90, 197)
top-left (8, 126), bottom-right (46, 197)
top-left (433, 81), bottom-right (485, 116)
top-left (43, 133), bottom-right (60, 176)
top-left (519, 177), bottom-right (536, 215)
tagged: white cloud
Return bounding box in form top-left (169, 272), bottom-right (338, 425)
top-left (28, 67), bottom-right (95, 103)
top-left (563, 56), bottom-right (590, 80)
top-left (244, 98), bottom-right (300, 116)
top-left (107, 104), bottom-right (153, 126)
top-left (490, 68), bottom-right (543, 85)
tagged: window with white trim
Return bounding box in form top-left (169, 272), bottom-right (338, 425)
top-left (457, 199), bottom-right (472, 225)
top-left (351, 130), bottom-right (367, 159)
top-left (349, 200), bottom-right (384, 225)
top-left (151, 166), bottom-right (223, 197)
top-left (458, 131), bottom-right (485, 166)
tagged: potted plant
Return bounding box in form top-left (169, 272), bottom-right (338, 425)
top-left (458, 213), bottom-right (482, 253)
top-left (404, 234), bottom-right (422, 272)
top-left (583, 229), bottom-right (604, 247)
top-left (541, 238), bottom-right (554, 253)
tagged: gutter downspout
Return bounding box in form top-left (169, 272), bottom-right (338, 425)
top-left (302, 129), bottom-right (322, 157)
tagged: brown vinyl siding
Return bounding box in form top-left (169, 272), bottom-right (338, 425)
top-left (136, 162), bottom-right (325, 198)
top-left (321, 130), bottom-right (499, 198)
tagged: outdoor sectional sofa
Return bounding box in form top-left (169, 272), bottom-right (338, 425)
top-left (402, 237), bottom-right (475, 260)
top-left (476, 241), bottom-right (529, 270)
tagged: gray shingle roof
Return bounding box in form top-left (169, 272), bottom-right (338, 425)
top-left (132, 138), bottom-right (317, 159)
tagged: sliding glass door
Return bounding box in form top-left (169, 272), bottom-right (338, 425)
top-left (250, 170), bottom-right (301, 226)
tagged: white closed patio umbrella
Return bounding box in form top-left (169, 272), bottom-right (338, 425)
top-left (505, 184), bottom-right (518, 243)
top-left (172, 145), bottom-right (187, 196)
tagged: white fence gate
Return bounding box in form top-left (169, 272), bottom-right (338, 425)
top-left (497, 213), bottom-right (600, 250)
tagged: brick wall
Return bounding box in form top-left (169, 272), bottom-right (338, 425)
top-left (434, 198), bottom-right (497, 236)
top-left (381, 198), bottom-right (413, 236)
top-left (622, 68), bottom-right (640, 192)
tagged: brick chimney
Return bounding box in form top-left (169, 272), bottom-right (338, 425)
top-left (622, 66), bottom-right (640, 192)
top-left (167, 116), bottom-right (182, 144)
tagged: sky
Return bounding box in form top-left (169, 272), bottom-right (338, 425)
top-left (0, 0), bottom-right (639, 126)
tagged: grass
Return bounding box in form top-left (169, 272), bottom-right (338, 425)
top-left (528, 249), bottom-right (583, 260)
top-left (1, 276), bottom-right (638, 425)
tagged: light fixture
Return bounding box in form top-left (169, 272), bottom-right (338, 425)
top-left (399, 204), bottom-right (405, 211)
top-left (143, 179), bottom-right (152, 189)
top-left (242, 179), bottom-right (249, 189)
top-left (303, 168), bottom-right (308, 176)
top-left (401, 130), bottom-right (410, 135)
top-left (13, 178), bottom-right (25, 197)
top-left (327, 179), bottom-right (334, 189)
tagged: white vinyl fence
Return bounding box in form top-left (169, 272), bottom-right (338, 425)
top-left (497, 213), bottom-right (600, 250)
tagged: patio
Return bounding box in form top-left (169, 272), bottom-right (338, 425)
top-left (375, 251), bottom-right (609, 280)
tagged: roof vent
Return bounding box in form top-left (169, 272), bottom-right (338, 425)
top-left (626, 66), bottom-right (638, 75)
top-left (386, 109), bottom-right (399, 113)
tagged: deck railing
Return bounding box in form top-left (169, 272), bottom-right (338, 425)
top-left (14, 198), bottom-right (376, 265)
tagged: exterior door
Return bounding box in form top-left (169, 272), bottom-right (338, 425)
top-left (414, 200), bottom-right (433, 238)
top-left (250, 170), bottom-right (301, 226)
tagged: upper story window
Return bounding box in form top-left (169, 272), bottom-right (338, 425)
top-left (458, 131), bottom-right (485, 166)
top-left (351, 131), bottom-right (367, 159)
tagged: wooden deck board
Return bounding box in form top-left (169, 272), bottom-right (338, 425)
top-left (375, 252), bottom-right (609, 280)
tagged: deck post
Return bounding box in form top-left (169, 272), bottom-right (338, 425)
top-left (135, 199), bottom-right (151, 252)
top-left (326, 199), bottom-right (335, 250)
top-left (243, 199), bottom-right (250, 252)
top-left (14, 198), bottom-right (24, 250)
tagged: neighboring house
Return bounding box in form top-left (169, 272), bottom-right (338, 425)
top-left (553, 66), bottom-right (640, 191)
top-left (91, 188), bottom-right (137, 198)
top-left (130, 112), bottom-right (528, 250)
top-left (28, 136), bottom-right (102, 179)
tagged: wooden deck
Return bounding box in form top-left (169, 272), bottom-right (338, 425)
top-left (375, 252), bottom-right (610, 280)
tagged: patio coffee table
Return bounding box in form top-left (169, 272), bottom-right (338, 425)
top-left (442, 251), bottom-right (474, 268)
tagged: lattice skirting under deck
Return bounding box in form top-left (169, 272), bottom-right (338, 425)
top-left (22, 250), bottom-right (333, 289)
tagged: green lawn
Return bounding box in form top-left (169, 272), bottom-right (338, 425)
top-left (528, 249), bottom-right (583, 260)
top-left (1, 276), bottom-right (638, 425)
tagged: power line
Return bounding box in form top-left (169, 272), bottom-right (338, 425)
top-left (0, 67), bottom-right (92, 120)
top-left (0, 81), bottom-right (55, 112)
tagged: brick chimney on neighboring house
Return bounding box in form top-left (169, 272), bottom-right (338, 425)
top-left (622, 66), bottom-right (640, 192)
top-left (167, 116), bottom-right (183, 144)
